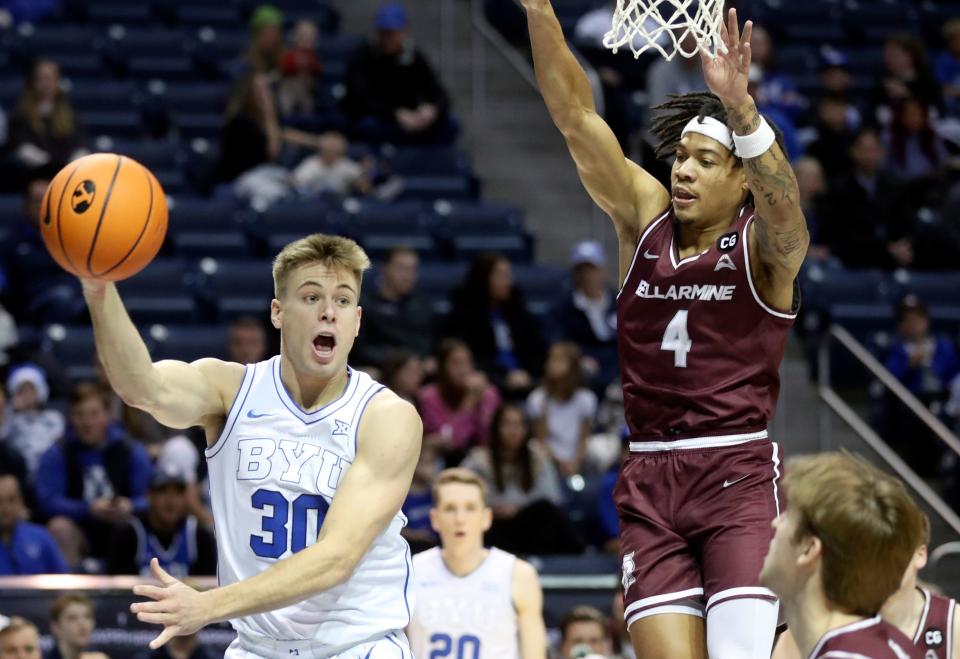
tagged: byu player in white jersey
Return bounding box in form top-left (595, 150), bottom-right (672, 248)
top-left (81, 234), bottom-right (421, 657)
top-left (408, 468), bottom-right (547, 659)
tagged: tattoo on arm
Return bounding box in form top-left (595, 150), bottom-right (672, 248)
top-left (754, 214), bottom-right (808, 258)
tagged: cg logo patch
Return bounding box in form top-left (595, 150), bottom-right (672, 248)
top-left (717, 231), bottom-right (738, 253)
top-left (71, 180), bottom-right (96, 214)
top-left (924, 627), bottom-right (943, 647)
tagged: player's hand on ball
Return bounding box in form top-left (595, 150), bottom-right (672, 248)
top-left (131, 558), bottom-right (210, 649)
top-left (700, 8), bottom-right (752, 106)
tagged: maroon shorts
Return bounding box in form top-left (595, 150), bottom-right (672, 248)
top-left (615, 438), bottom-right (782, 628)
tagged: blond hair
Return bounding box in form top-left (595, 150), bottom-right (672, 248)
top-left (50, 593), bottom-right (93, 622)
top-left (432, 467), bottom-right (487, 505)
top-left (784, 452), bottom-right (927, 616)
top-left (272, 233), bottom-right (371, 298)
top-left (0, 617), bottom-right (39, 641)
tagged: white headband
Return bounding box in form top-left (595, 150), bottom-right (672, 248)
top-left (681, 116), bottom-right (735, 154)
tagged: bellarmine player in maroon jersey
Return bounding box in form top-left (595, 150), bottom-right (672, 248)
top-left (760, 453), bottom-right (927, 659)
top-left (522, 2), bottom-right (806, 657)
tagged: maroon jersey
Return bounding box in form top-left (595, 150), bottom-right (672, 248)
top-left (913, 587), bottom-right (956, 658)
top-left (616, 205), bottom-right (796, 442)
top-left (812, 616), bottom-right (923, 658)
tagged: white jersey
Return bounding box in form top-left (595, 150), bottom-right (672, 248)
top-left (408, 547), bottom-right (519, 659)
top-left (206, 356), bottom-right (414, 655)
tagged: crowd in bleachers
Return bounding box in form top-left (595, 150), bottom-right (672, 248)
top-left (0, 0), bottom-right (626, 595)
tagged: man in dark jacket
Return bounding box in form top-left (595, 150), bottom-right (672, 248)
top-left (36, 382), bottom-right (152, 571)
top-left (355, 246), bottom-right (434, 368)
top-left (343, 3), bottom-right (456, 143)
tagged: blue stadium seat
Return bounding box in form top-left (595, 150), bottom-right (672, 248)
top-left (0, 195), bottom-right (23, 225)
top-left (18, 26), bottom-right (96, 57)
top-left (399, 176), bottom-right (474, 201)
top-left (79, 111), bottom-right (144, 138)
top-left (150, 324), bottom-right (229, 362)
top-left (107, 139), bottom-right (184, 170)
top-left (129, 56), bottom-right (196, 82)
top-left (162, 82), bottom-right (230, 114)
top-left (50, 54), bottom-right (104, 79)
top-left (172, 230), bottom-right (251, 259)
top-left (87, 3), bottom-right (152, 24)
top-left (124, 295), bottom-right (201, 324)
top-left (0, 78), bottom-right (21, 108)
top-left (176, 6), bottom-right (241, 26)
top-left (117, 258), bottom-right (194, 296)
top-left (194, 258), bottom-right (275, 320)
top-left (451, 234), bottom-right (531, 263)
top-left (41, 325), bottom-right (98, 370)
top-left (828, 303), bottom-right (895, 340)
top-left (70, 81), bottom-right (138, 113)
top-left (513, 265), bottom-right (566, 315)
top-left (893, 271), bottom-right (960, 308)
top-left (385, 146), bottom-right (472, 176)
top-left (174, 113), bottom-right (223, 139)
top-left (108, 28), bottom-right (191, 57)
top-left (168, 197), bottom-right (239, 229)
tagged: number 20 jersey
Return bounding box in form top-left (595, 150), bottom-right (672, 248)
top-left (616, 205), bottom-right (797, 442)
top-left (206, 357), bottom-right (414, 652)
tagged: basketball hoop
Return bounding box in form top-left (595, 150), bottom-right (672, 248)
top-left (603, 0), bottom-right (726, 62)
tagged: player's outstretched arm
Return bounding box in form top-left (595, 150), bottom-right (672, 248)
top-left (82, 280), bottom-right (241, 430)
top-left (513, 559), bottom-right (548, 659)
top-left (701, 9), bottom-right (808, 306)
top-left (131, 390), bottom-right (421, 647)
top-left (521, 0), bottom-right (668, 243)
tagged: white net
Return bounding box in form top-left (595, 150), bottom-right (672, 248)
top-left (603, 0), bottom-right (726, 62)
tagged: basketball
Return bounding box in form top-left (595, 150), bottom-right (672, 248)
top-left (39, 153), bottom-right (168, 282)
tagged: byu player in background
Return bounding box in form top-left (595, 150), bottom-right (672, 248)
top-left (82, 234), bottom-right (421, 657)
top-left (408, 468), bottom-right (547, 659)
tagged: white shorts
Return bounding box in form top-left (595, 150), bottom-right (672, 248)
top-left (224, 631), bottom-right (412, 659)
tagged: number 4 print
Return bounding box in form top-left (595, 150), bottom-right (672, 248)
top-left (661, 310), bottom-right (692, 368)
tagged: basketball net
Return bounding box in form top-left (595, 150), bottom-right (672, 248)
top-left (603, 0), bottom-right (726, 61)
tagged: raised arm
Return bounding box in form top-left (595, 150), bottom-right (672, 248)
top-left (701, 9), bottom-right (808, 310)
top-left (82, 280), bottom-right (242, 432)
top-left (513, 559), bottom-right (548, 659)
top-left (130, 391), bottom-right (422, 648)
top-left (522, 0), bottom-right (669, 246)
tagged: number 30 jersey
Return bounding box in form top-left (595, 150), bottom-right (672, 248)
top-left (408, 547), bottom-right (519, 659)
top-left (206, 357), bottom-right (414, 653)
top-left (616, 205), bottom-right (797, 443)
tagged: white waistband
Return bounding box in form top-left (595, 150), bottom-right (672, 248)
top-left (628, 429), bottom-right (768, 452)
top-left (238, 631), bottom-right (385, 659)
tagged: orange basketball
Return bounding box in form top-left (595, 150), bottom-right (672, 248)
top-left (39, 153), bottom-right (168, 282)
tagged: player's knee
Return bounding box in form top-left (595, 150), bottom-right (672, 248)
top-left (706, 598), bottom-right (778, 659)
top-left (629, 612), bottom-right (707, 659)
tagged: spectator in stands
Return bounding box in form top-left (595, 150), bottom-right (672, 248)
top-left (417, 339), bottom-right (501, 465)
top-left (134, 632), bottom-right (213, 659)
top-left (244, 4), bottom-right (284, 77)
top-left (817, 47), bottom-right (862, 129)
top-left (355, 246), bottom-right (434, 367)
top-left (749, 25), bottom-right (805, 121)
top-left (0, 474), bottom-right (67, 575)
top-left (883, 97), bottom-right (947, 189)
top-left (226, 316), bottom-right (267, 365)
top-left (0, 386), bottom-right (30, 498)
top-left (805, 94), bottom-right (857, 181)
top-left (0, 617), bottom-right (41, 659)
top-left (822, 127), bottom-right (913, 269)
top-left (155, 435), bottom-right (213, 530)
top-left (8, 59), bottom-right (86, 181)
top-left (748, 66), bottom-right (800, 161)
top-left (461, 402), bottom-right (581, 555)
top-left (400, 440), bottom-right (439, 553)
top-left (380, 350), bottom-right (424, 404)
top-left (1, 178), bottom-right (53, 317)
top-left (6, 363), bottom-right (64, 475)
top-left (446, 253), bottom-right (545, 395)
top-left (873, 34), bottom-right (941, 115)
top-left (645, 32), bottom-right (706, 110)
top-left (291, 132), bottom-right (372, 197)
top-left (106, 467), bottom-right (216, 577)
top-left (278, 18), bottom-right (322, 116)
top-left (93, 352), bottom-right (170, 448)
top-left (885, 295), bottom-right (959, 402)
top-left (595, 444), bottom-right (626, 556)
top-left (795, 157), bottom-right (831, 262)
top-left (935, 20), bottom-right (960, 116)
top-left (527, 342), bottom-right (597, 477)
top-left (343, 3), bottom-right (455, 143)
top-left (45, 594), bottom-right (96, 659)
top-left (557, 606), bottom-right (614, 659)
top-left (36, 383), bottom-right (152, 571)
top-left (218, 73), bottom-right (282, 184)
top-left (549, 241), bottom-right (617, 392)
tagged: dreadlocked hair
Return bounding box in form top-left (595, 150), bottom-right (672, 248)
top-left (649, 91), bottom-right (786, 164)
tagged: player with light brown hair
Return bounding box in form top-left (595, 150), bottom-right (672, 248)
top-left (760, 452), bottom-right (926, 658)
top-left (84, 233), bottom-right (422, 655)
top-left (0, 617), bottom-right (41, 659)
top-left (408, 468), bottom-right (547, 659)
